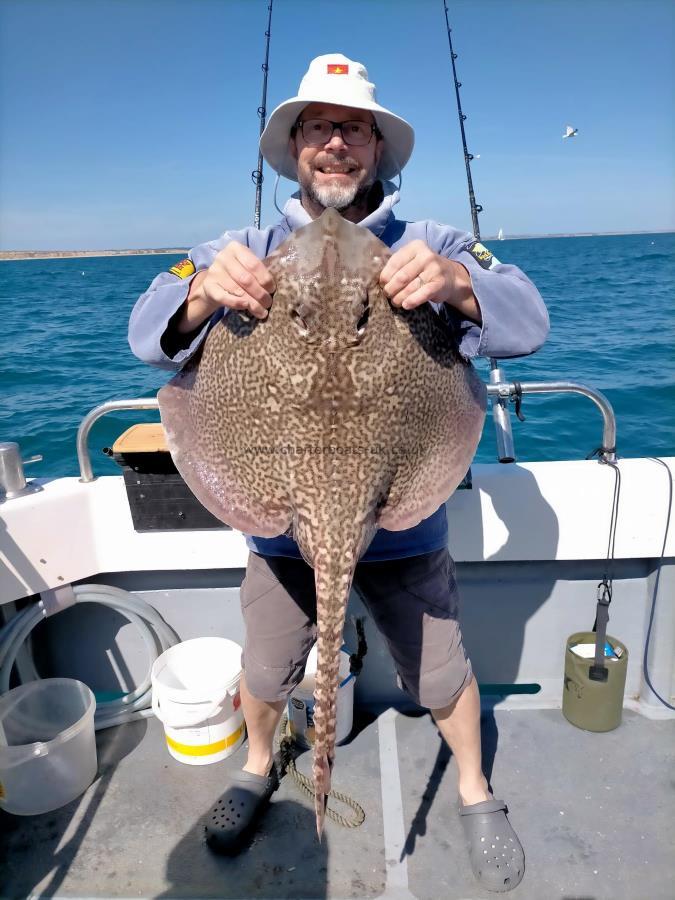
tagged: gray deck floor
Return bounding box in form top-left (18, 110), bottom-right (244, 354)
top-left (1, 706), bottom-right (673, 900)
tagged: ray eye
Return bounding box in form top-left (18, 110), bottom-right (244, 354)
top-left (291, 309), bottom-right (309, 335)
top-left (356, 301), bottom-right (370, 335)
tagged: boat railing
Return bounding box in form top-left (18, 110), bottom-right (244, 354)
top-left (486, 379), bottom-right (617, 465)
top-left (75, 381), bottom-right (617, 484)
top-left (77, 398), bottom-right (161, 483)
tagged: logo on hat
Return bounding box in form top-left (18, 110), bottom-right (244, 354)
top-left (327, 63), bottom-right (349, 74)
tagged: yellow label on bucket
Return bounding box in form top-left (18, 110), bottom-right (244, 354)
top-left (165, 722), bottom-right (245, 757)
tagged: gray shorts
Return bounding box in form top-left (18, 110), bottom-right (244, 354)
top-left (240, 548), bottom-right (472, 710)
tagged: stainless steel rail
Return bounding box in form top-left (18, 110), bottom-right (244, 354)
top-left (76, 381), bottom-right (617, 482)
top-left (486, 380), bottom-right (617, 463)
top-left (489, 362), bottom-right (515, 463)
top-left (77, 399), bottom-right (159, 483)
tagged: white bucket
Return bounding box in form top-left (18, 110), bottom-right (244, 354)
top-left (287, 645), bottom-right (355, 749)
top-left (0, 678), bottom-right (97, 816)
top-left (151, 637), bottom-right (245, 766)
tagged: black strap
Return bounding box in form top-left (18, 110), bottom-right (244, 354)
top-left (586, 446), bottom-right (617, 461)
top-left (589, 461), bottom-right (622, 681)
top-left (511, 381), bottom-right (526, 421)
top-left (349, 616), bottom-right (368, 677)
top-left (590, 580), bottom-right (612, 681)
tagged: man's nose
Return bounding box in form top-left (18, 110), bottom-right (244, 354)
top-left (324, 128), bottom-right (348, 150)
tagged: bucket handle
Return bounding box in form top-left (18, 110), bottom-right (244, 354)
top-left (151, 687), bottom-right (234, 729)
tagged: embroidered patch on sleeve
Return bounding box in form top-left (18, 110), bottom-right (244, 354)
top-left (168, 258), bottom-right (196, 279)
top-left (464, 241), bottom-right (500, 271)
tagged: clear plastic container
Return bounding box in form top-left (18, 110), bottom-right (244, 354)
top-left (0, 678), bottom-right (97, 815)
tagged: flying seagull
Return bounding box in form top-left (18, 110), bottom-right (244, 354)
top-left (563, 125), bottom-right (578, 139)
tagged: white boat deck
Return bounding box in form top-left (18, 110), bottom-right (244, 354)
top-left (1, 459), bottom-right (674, 898)
top-left (1, 704), bottom-right (673, 899)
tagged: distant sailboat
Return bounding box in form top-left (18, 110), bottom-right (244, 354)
top-left (498, 228), bottom-right (504, 240)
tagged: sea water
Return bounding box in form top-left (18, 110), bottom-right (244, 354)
top-left (1, 232), bottom-right (673, 479)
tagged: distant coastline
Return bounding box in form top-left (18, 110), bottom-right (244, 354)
top-left (486, 228), bottom-right (674, 242)
top-left (1, 229), bottom-right (672, 260)
top-left (0, 248), bottom-right (188, 261)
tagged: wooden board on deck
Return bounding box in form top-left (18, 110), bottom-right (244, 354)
top-left (112, 423), bottom-right (168, 455)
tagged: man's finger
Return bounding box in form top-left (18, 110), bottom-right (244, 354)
top-left (246, 298), bottom-right (269, 319)
top-left (207, 282), bottom-right (247, 309)
top-left (233, 244), bottom-right (276, 294)
top-left (401, 285), bottom-right (436, 310)
top-left (389, 278), bottom-right (439, 310)
top-left (379, 241), bottom-right (424, 284)
top-left (208, 282), bottom-right (269, 320)
top-left (381, 256), bottom-right (425, 299)
top-left (225, 256), bottom-right (273, 307)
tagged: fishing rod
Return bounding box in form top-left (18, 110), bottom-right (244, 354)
top-left (442, 1), bottom-right (516, 462)
top-left (252, 0), bottom-right (274, 229)
top-left (442, 1), bottom-right (482, 240)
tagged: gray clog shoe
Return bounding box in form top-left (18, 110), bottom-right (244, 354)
top-left (459, 797), bottom-right (525, 892)
top-left (205, 766), bottom-right (280, 855)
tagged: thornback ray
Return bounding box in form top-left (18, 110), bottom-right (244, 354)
top-left (158, 207), bottom-right (487, 837)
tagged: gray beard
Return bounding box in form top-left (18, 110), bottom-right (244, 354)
top-left (304, 174), bottom-right (374, 211)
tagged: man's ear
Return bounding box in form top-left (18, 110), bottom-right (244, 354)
top-left (289, 135), bottom-right (298, 162)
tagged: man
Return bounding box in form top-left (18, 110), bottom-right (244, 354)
top-left (129, 54), bottom-right (548, 892)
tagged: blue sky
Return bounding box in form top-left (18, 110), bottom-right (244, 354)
top-left (1, 0), bottom-right (673, 249)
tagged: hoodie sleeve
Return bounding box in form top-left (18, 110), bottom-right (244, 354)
top-left (426, 222), bottom-right (550, 360)
top-left (127, 231), bottom-right (253, 371)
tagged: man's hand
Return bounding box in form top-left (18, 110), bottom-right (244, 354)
top-left (177, 241), bottom-right (276, 333)
top-left (379, 240), bottom-right (482, 324)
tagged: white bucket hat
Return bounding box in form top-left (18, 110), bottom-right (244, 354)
top-left (260, 53), bottom-right (415, 182)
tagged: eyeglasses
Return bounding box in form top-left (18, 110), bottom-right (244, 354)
top-left (295, 118), bottom-right (380, 147)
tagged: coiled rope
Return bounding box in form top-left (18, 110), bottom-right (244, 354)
top-left (275, 714), bottom-right (365, 829)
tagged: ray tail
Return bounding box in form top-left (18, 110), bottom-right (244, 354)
top-left (310, 548), bottom-right (356, 839)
